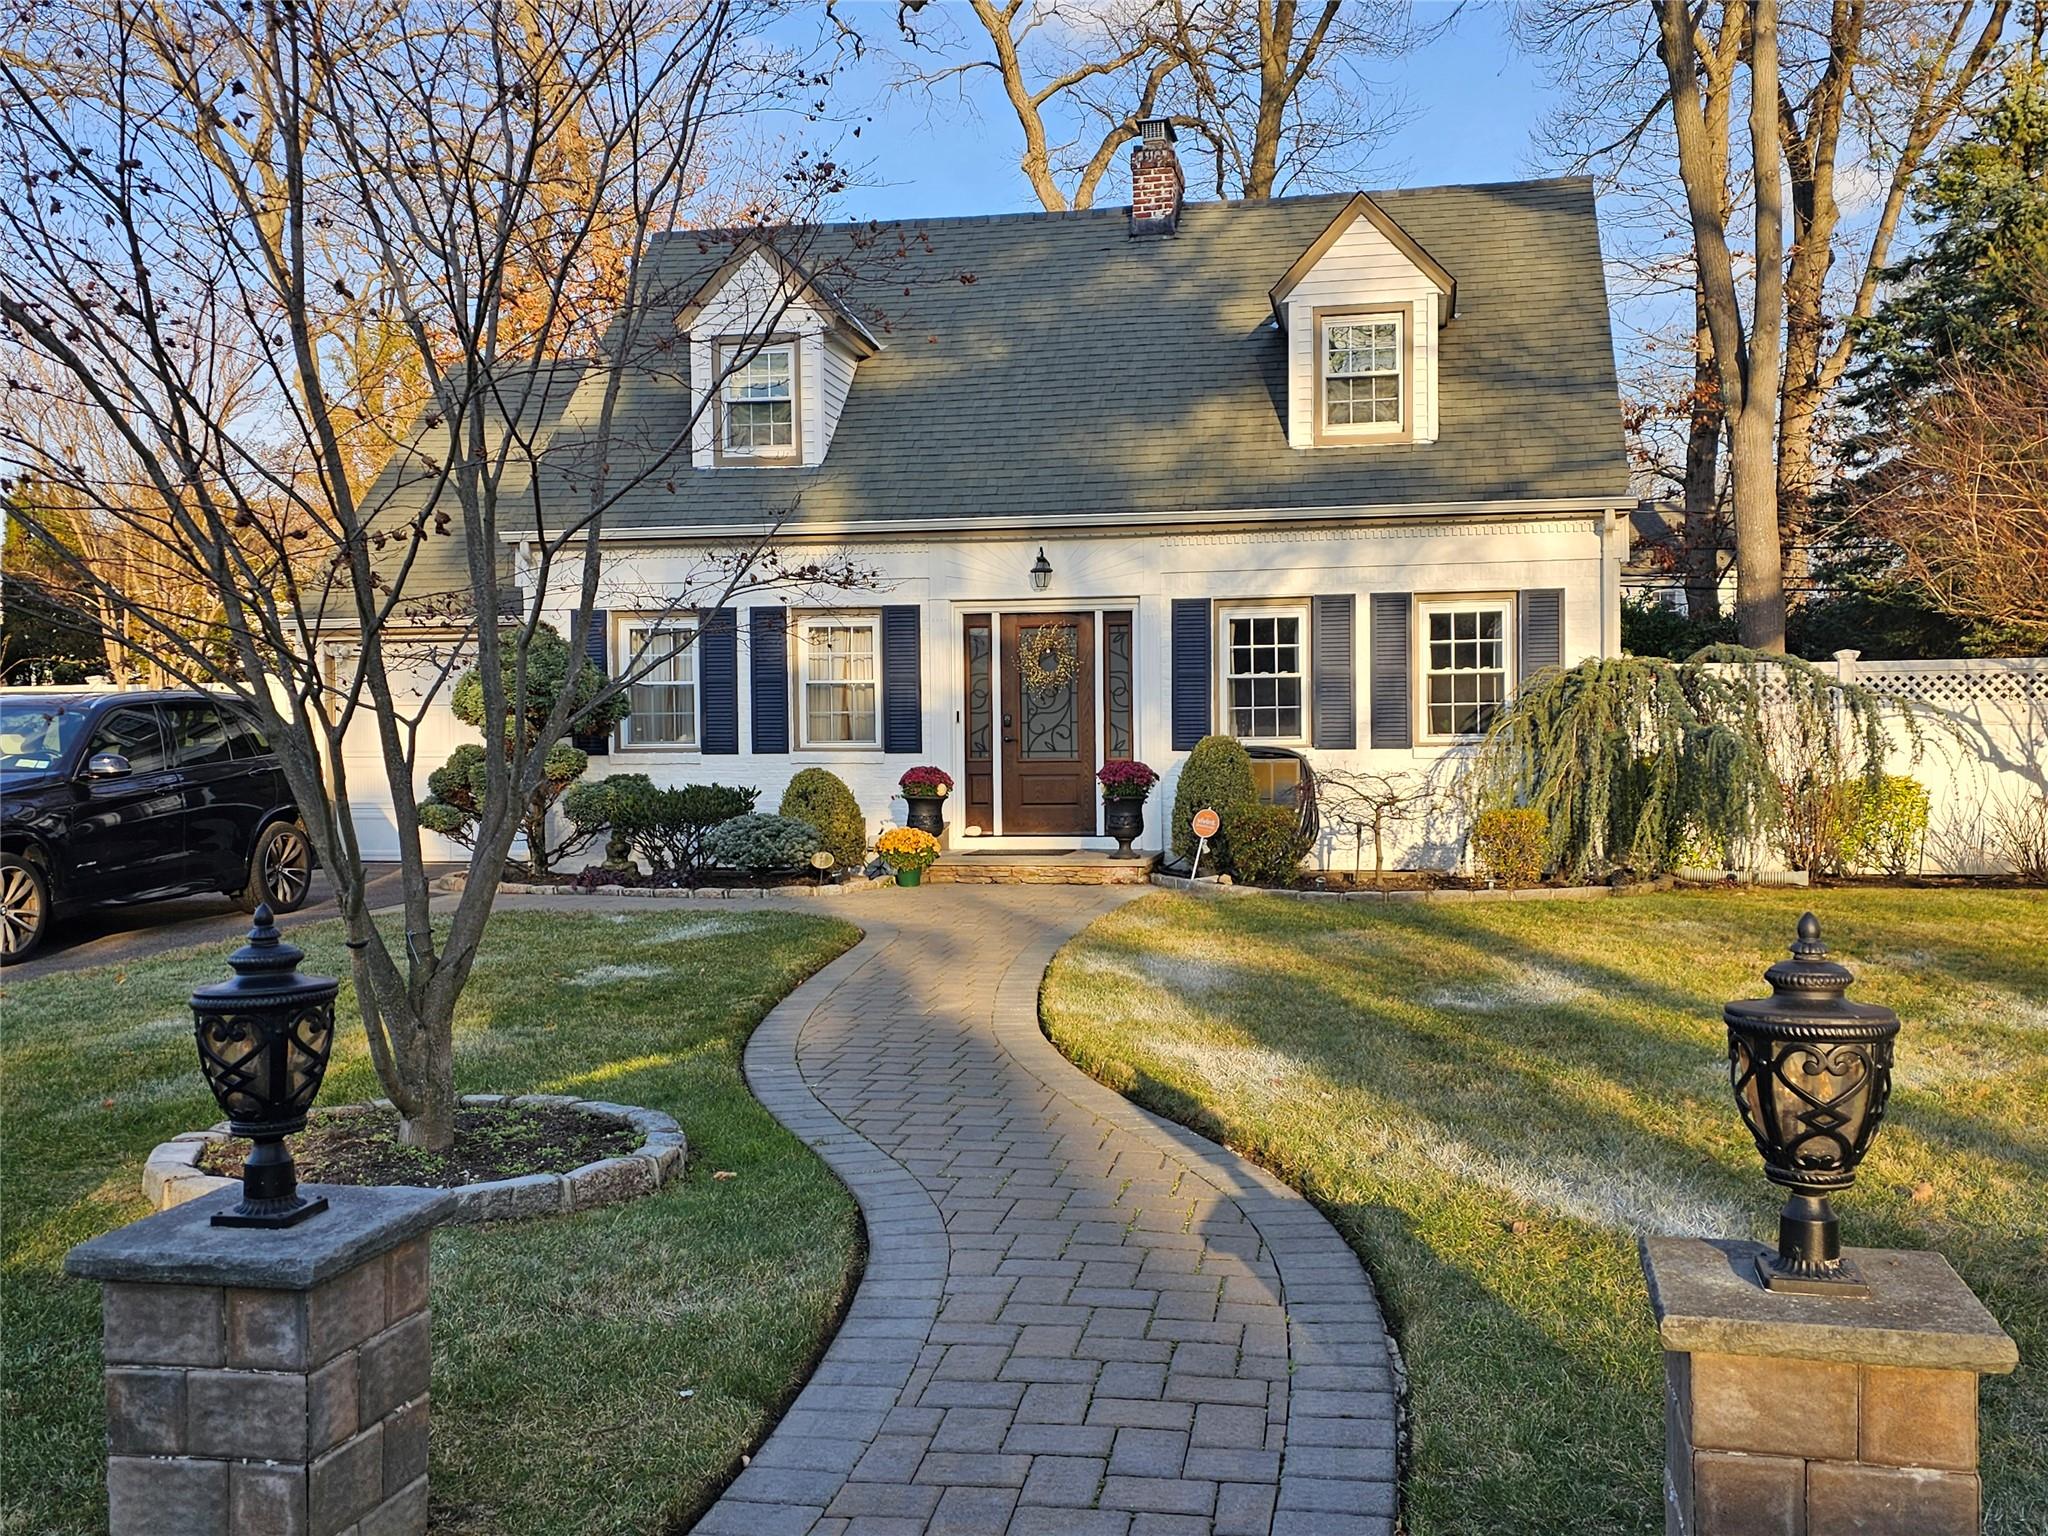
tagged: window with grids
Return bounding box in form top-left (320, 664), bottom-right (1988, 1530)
top-left (1224, 610), bottom-right (1306, 741)
top-left (1322, 316), bottom-right (1402, 428)
top-left (1423, 602), bottom-right (1510, 738)
top-left (721, 343), bottom-right (795, 455)
top-left (624, 623), bottom-right (698, 746)
top-left (801, 618), bottom-right (879, 746)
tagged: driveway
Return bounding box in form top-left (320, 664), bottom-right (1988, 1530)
top-left (3, 862), bottom-right (435, 982)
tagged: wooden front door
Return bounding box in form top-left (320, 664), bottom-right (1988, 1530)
top-left (999, 613), bottom-right (1097, 835)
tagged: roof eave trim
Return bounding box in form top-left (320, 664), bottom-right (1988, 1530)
top-left (503, 495), bottom-right (1629, 545)
top-left (673, 234), bottom-right (881, 357)
top-left (1269, 192), bottom-right (1458, 327)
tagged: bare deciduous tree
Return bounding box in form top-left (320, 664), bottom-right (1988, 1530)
top-left (1317, 769), bottom-right (1431, 886)
top-left (1854, 341), bottom-right (2048, 635)
top-left (0, 0), bottom-right (906, 1150)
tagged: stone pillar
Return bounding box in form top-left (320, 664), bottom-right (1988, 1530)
top-left (1642, 1237), bottom-right (2019, 1536)
top-left (65, 1184), bottom-right (450, 1536)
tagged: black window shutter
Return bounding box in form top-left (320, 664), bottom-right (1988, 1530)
top-left (881, 605), bottom-right (922, 754)
top-left (749, 606), bottom-right (789, 754)
top-left (1310, 595), bottom-right (1356, 750)
top-left (1171, 598), bottom-right (1212, 750)
top-left (1368, 592), bottom-right (1412, 749)
top-left (573, 609), bottom-right (610, 755)
top-left (1518, 588), bottom-right (1565, 687)
top-left (699, 607), bottom-right (739, 754)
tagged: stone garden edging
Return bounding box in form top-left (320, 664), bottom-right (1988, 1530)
top-left (433, 870), bottom-right (892, 898)
top-left (142, 1094), bottom-right (685, 1223)
top-left (1152, 869), bottom-right (1810, 902)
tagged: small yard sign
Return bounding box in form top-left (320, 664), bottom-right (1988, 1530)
top-left (1189, 807), bottom-right (1220, 880)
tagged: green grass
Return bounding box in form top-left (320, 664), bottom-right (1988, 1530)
top-left (1, 907), bottom-right (862, 1536)
top-left (1040, 887), bottom-right (2047, 1536)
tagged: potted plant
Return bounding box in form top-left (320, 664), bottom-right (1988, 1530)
top-left (898, 766), bottom-right (954, 837)
top-left (1097, 760), bottom-right (1160, 858)
top-left (877, 827), bottom-right (942, 887)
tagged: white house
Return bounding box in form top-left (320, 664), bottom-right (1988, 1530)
top-left (356, 123), bottom-right (1631, 867)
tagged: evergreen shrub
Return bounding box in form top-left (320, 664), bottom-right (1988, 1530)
top-left (1170, 735), bottom-right (1257, 868)
top-left (1225, 803), bottom-right (1311, 887)
top-left (780, 769), bottom-right (868, 872)
top-left (704, 814), bottom-right (822, 874)
top-left (1471, 808), bottom-right (1546, 888)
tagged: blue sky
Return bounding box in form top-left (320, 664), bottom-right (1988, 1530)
top-left (801, 3), bottom-right (1560, 222)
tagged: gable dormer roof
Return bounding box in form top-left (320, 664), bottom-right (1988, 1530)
top-left (675, 234), bottom-right (883, 359)
top-left (1268, 192), bottom-right (1457, 326)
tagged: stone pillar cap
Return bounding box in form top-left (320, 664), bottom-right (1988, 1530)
top-left (65, 1184), bottom-right (451, 1292)
top-left (1641, 1236), bottom-right (2018, 1375)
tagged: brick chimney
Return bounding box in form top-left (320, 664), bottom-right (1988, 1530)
top-left (1128, 118), bottom-right (1183, 237)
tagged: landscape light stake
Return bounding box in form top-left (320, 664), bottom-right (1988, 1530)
top-left (1724, 912), bottom-right (1898, 1296)
top-left (191, 904), bottom-right (337, 1228)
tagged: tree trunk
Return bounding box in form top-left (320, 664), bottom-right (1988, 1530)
top-left (396, 1034), bottom-right (457, 1150)
top-left (1682, 297), bottom-right (1726, 620)
top-left (1729, 403), bottom-right (1788, 650)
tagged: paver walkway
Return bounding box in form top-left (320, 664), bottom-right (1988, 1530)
top-left (699, 886), bottom-right (1399, 1536)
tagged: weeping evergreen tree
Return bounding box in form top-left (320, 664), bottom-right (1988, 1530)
top-left (1463, 647), bottom-right (1912, 879)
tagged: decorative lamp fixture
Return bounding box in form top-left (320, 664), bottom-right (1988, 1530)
top-left (1030, 547), bottom-right (1053, 592)
top-left (190, 904), bottom-right (338, 1228)
top-left (1725, 913), bottom-right (1898, 1296)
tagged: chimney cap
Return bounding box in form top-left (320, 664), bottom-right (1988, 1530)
top-left (1138, 117), bottom-right (1176, 145)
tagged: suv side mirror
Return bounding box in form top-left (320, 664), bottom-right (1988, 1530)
top-left (85, 752), bottom-right (133, 779)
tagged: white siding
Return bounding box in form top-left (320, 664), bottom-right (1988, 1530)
top-left (528, 515), bottom-right (1614, 870)
top-left (817, 335), bottom-right (860, 459)
top-left (1282, 215), bottom-right (1442, 448)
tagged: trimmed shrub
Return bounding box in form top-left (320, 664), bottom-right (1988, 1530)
top-left (780, 768), bottom-right (867, 872)
top-left (1842, 775), bottom-right (1931, 876)
top-left (703, 813), bottom-right (822, 874)
top-left (418, 739), bottom-right (590, 875)
top-left (1225, 803), bottom-right (1311, 887)
top-left (563, 775), bottom-right (756, 881)
top-left (1472, 807), bottom-right (1546, 889)
top-left (1170, 735), bottom-right (1258, 868)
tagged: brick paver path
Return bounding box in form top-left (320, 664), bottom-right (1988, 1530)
top-left (700, 886), bottom-right (1399, 1536)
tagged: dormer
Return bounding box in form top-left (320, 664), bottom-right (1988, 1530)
top-left (1269, 194), bottom-right (1456, 450)
top-left (678, 238), bottom-right (880, 469)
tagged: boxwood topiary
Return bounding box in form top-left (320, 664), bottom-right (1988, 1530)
top-left (703, 813), bottom-right (822, 874)
top-left (1170, 735), bottom-right (1258, 870)
top-left (779, 768), bottom-right (868, 872)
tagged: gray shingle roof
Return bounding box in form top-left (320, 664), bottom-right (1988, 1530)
top-left (366, 177), bottom-right (1626, 602)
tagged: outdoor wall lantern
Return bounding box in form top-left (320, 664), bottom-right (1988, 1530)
top-left (191, 904), bottom-right (338, 1228)
top-left (1030, 547), bottom-right (1053, 592)
top-left (1725, 912), bottom-right (1898, 1296)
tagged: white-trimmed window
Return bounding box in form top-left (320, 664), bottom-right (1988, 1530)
top-left (1221, 606), bottom-right (1307, 742)
top-left (1322, 315), bottom-right (1402, 429)
top-left (721, 342), bottom-right (796, 457)
top-left (799, 616), bottom-right (879, 747)
top-left (623, 621), bottom-right (699, 747)
top-left (1421, 599), bottom-right (1510, 739)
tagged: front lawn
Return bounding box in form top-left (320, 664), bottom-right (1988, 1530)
top-left (1041, 888), bottom-right (2046, 1536)
top-left (1, 907), bottom-right (862, 1536)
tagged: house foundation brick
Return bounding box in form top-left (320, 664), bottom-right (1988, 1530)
top-left (1641, 1238), bottom-right (2018, 1536)
top-left (65, 1185), bottom-right (449, 1536)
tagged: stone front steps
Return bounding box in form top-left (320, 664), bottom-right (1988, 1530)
top-left (925, 851), bottom-right (1158, 885)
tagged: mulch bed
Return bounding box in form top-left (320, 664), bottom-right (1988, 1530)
top-left (197, 1103), bottom-right (637, 1190)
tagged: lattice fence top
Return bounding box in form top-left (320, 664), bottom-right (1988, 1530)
top-left (1853, 659), bottom-right (2048, 712)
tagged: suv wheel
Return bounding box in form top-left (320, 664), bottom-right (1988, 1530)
top-left (241, 822), bottom-right (314, 913)
top-left (0, 855), bottom-right (51, 965)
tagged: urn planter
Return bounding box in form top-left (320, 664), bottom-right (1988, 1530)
top-left (1103, 797), bottom-right (1146, 858)
top-left (904, 793), bottom-right (947, 837)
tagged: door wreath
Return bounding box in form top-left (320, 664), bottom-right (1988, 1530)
top-left (1020, 624), bottom-right (1080, 700)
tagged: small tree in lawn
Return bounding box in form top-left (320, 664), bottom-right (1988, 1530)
top-left (0, 0), bottom-right (915, 1150)
top-left (1318, 770), bottom-right (1431, 887)
top-left (418, 625), bottom-right (627, 876)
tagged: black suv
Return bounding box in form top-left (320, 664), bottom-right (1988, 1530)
top-left (0, 690), bottom-right (314, 964)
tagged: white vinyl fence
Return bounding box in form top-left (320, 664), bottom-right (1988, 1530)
top-left (1840, 653), bottom-right (2048, 877)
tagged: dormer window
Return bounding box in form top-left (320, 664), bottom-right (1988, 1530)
top-left (716, 339), bottom-right (798, 462)
top-left (1316, 308), bottom-right (1409, 442)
